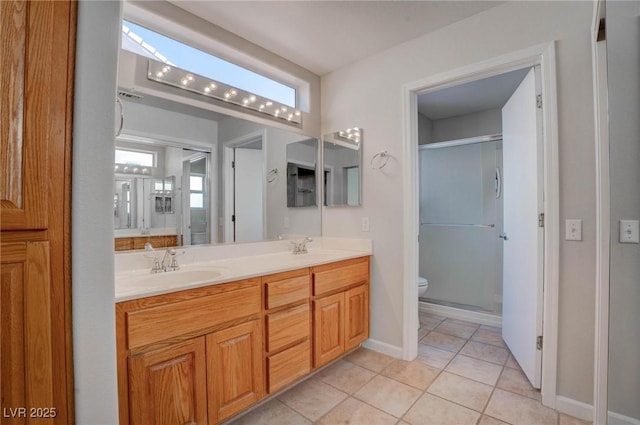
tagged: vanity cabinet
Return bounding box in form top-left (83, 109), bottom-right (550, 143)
top-left (116, 279), bottom-right (262, 425)
top-left (128, 338), bottom-right (207, 425)
top-left (312, 257), bottom-right (370, 367)
top-left (116, 256), bottom-right (369, 424)
top-left (207, 320), bottom-right (264, 423)
top-left (263, 269), bottom-right (312, 393)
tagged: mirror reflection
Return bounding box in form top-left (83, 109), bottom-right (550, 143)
top-left (323, 128), bottom-right (363, 207)
top-left (287, 138), bottom-right (318, 208)
top-left (113, 93), bottom-right (321, 250)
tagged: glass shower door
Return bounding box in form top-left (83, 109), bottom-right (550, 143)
top-left (419, 140), bottom-right (503, 313)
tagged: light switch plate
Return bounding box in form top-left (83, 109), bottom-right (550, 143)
top-left (361, 217), bottom-right (370, 232)
top-left (619, 220), bottom-right (639, 243)
top-left (565, 219), bottom-right (582, 241)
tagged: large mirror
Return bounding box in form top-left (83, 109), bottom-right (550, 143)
top-left (114, 92), bottom-right (321, 249)
top-left (323, 128), bottom-right (362, 207)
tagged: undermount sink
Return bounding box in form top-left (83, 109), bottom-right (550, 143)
top-left (125, 268), bottom-right (226, 289)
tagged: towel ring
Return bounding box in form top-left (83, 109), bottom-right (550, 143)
top-left (267, 168), bottom-right (278, 183)
top-left (371, 150), bottom-right (390, 170)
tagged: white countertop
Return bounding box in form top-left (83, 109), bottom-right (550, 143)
top-left (115, 238), bottom-right (372, 302)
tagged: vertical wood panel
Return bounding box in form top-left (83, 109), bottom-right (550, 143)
top-left (1, 258), bottom-right (27, 425)
top-left (207, 320), bottom-right (264, 423)
top-left (345, 285), bottom-right (369, 351)
top-left (313, 293), bottom-right (345, 367)
top-left (25, 242), bottom-right (53, 425)
top-left (128, 337), bottom-right (207, 425)
top-left (0, 0), bottom-right (26, 209)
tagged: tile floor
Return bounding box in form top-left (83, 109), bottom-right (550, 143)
top-left (227, 314), bottom-right (592, 425)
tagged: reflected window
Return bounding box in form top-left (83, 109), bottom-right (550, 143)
top-left (115, 149), bottom-right (155, 167)
top-left (190, 175), bottom-right (204, 209)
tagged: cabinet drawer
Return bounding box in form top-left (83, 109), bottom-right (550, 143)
top-left (264, 271), bottom-right (310, 310)
top-left (313, 257), bottom-right (369, 296)
top-left (126, 283), bottom-right (260, 350)
top-left (266, 304), bottom-right (310, 353)
top-left (267, 340), bottom-right (311, 393)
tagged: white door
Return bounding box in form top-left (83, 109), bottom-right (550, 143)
top-left (234, 148), bottom-right (263, 242)
top-left (501, 66), bottom-right (544, 388)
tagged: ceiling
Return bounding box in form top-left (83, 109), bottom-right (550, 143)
top-left (168, 1), bottom-right (504, 76)
top-left (417, 67), bottom-right (530, 121)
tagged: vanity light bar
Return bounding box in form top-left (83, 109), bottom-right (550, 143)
top-left (114, 163), bottom-right (152, 175)
top-left (147, 60), bottom-right (302, 124)
top-left (336, 127), bottom-right (362, 143)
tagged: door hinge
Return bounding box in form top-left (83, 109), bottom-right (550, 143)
top-left (536, 94), bottom-right (543, 109)
top-left (536, 335), bottom-right (543, 350)
top-left (231, 160), bottom-right (235, 168)
top-left (231, 214), bottom-right (235, 222)
top-left (538, 213), bottom-right (545, 228)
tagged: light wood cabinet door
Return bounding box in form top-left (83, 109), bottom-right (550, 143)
top-left (1, 0), bottom-right (68, 230)
top-left (313, 292), bottom-right (345, 367)
top-left (207, 320), bottom-right (264, 423)
top-left (128, 337), bottom-right (207, 425)
top-left (1, 242), bottom-right (55, 424)
top-left (345, 285), bottom-right (369, 351)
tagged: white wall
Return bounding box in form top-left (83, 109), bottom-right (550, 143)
top-left (321, 0), bottom-right (596, 404)
top-left (72, 1), bottom-right (121, 423)
top-left (418, 112), bottom-right (433, 145)
top-left (431, 108), bottom-right (502, 143)
top-left (606, 0), bottom-right (640, 419)
top-left (120, 97), bottom-right (218, 146)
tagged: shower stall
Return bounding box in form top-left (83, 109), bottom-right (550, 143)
top-left (419, 134), bottom-right (504, 314)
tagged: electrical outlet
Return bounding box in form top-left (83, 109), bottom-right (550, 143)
top-left (620, 220), bottom-right (639, 243)
top-left (565, 219), bottom-right (582, 241)
top-left (361, 217), bottom-right (370, 232)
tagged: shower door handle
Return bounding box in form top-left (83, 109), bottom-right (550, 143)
top-left (499, 232), bottom-right (508, 241)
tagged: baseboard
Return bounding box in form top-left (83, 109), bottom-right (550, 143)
top-left (362, 338), bottom-right (403, 359)
top-left (419, 301), bottom-right (503, 327)
top-left (608, 411), bottom-right (640, 425)
top-left (556, 396), bottom-right (593, 422)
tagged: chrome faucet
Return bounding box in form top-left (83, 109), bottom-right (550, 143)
top-left (161, 248), bottom-right (180, 271)
top-left (144, 243), bottom-right (181, 273)
top-left (290, 237), bottom-right (313, 255)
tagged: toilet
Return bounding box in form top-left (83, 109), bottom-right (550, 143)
top-left (418, 276), bottom-right (429, 298)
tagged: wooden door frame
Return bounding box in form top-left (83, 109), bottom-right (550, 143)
top-left (401, 41), bottom-right (560, 408)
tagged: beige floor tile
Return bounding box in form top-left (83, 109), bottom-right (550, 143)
top-left (278, 378), bottom-right (347, 421)
top-left (497, 367), bottom-right (542, 401)
top-left (505, 354), bottom-right (522, 370)
top-left (558, 413), bottom-right (591, 425)
top-left (478, 415), bottom-right (510, 425)
top-left (444, 318), bottom-right (481, 328)
top-left (344, 347), bottom-right (395, 372)
top-left (317, 397), bottom-right (397, 425)
top-left (316, 359), bottom-right (376, 394)
top-left (435, 321), bottom-right (477, 339)
top-left (421, 331), bottom-right (467, 353)
top-left (229, 399), bottom-right (311, 425)
top-left (354, 375), bottom-right (422, 418)
top-left (404, 393), bottom-right (481, 425)
top-left (446, 354), bottom-right (503, 385)
top-left (419, 315), bottom-right (443, 331)
top-left (471, 328), bottom-right (507, 347)
top-left (417, 343), bottom-right (456, 369)
top-left (460, 340), bottom-right (509, 365)
top-left (485, 388), bottom-right (558, 425)
top-left (381, 359), bottom-right (441, 390)
top-left (427, 371), bottom-right (493, 412)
